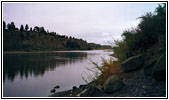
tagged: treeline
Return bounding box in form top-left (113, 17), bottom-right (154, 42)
top-left (3, 22), bottom-right (110, 51)
top-left (113, 4), bottom-right (166, 62)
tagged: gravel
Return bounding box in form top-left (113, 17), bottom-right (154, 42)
top-left (106, 69), bottom-right (166, 97)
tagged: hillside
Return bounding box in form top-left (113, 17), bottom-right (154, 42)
top-left (3, 24), bottom-right (111, 51)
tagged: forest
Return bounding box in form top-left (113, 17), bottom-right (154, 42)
top-left (3, 22), bottom-right (110, 51)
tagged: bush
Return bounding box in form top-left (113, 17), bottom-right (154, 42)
top-left (112, 4), bottom-right (166, 62)
top-left (87, 58), bottom-right (128, 85)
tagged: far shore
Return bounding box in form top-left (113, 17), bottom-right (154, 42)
top-left (3, 49), bottom-right (112, 54)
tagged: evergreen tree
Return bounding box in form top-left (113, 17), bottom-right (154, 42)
top-left (20, 25), bottom-right (24, 31)
top-left (10, 22), bottom-right (16, 30)
top-left (3, 21), bottom-right (6, 30)
top-left (40, 27), bottom-right (46, 33)
top-left (25, 24), bottom-right (29, 31)
top-left (33, 26), bottom-right (40, 32)
top-left (30, 27), bottom-right (32, 31)
top-left (7, 23), bottom-right (11, 30)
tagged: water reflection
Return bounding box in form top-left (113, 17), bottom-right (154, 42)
top-left (3, 52), bottom-right (87, 82)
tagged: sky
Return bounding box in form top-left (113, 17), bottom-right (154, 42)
top-left (3, 2), bottom-right (160, 45)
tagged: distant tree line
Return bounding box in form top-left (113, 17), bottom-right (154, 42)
top-left (3, 21), bottom-right (46, 33)
top-left (3, 21), bottom-right (110, 51)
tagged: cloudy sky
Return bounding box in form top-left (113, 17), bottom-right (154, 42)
top-left (3, 2), bottom-right (159, 45)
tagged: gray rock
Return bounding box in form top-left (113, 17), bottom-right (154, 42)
top-left (50, 88), bottom-right (56, 93)
top-left (103, 75), bottom-right (124, 93)
top-left (79, 84), bottom-right (87, 88)
top-left (152, 53), bottom-right (166, 81)
top-left (121, 54), bottom-right (144, 72)
top-left (72, 86), bottom-right (77, 91)
top-left (54, 85), bottom-right (60, 89)
top-left (144, 60), bottom-right (157, 76)
top-left (80, 87), bottom-right (104, 97)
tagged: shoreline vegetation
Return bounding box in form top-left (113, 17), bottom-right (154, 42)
top-left (49, 4), bottom-right (166, 97)
top-left (3, 3), bottom-right (166, 97)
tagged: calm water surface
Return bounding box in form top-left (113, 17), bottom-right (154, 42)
top-left (3, 50), bottom-right (112, 97)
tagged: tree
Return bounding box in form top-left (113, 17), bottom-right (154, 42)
top-left (30, 27), bottom-right (32, 31)
top-left (7, 23), bottom-right (11, 30)
top-left (3, 21), bottom-right (6, 30)
top-left (155, 4), bottom-right (166, 16)
top-left (20, 25), bottom-right (24, 31)
top-left (33, 26), bottom-right (40, 32)
top-left (10, 22), bottom-right (16, 30)
top-left (112, 4), bottom-right (166, 62)
top-left (39, 27), bottom-right (46, 33)
top-left (25, 24), bottom-right (29, 31)
top-left (154, 4), bottom-right (166, 35)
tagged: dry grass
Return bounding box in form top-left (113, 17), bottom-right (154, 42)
top-left (89, 58), bottom-right (129, 85)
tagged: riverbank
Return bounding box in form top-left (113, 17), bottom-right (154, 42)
top-left (50, 52), bottom-right (166, 97)
top-left (49, 68), bottom-right (166, 97)
top-left (3, 49), bottom-right (112, 54)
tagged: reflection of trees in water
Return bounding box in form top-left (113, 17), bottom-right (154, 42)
top-left (3, 52), bottom-right (87, 82)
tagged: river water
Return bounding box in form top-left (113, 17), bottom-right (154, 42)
top-left (3, 50), bottom-right (113, 97)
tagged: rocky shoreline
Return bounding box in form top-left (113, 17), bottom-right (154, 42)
top-left (49, 69), bottom-right (166, 97)
top-left (49, 53), bottom-right (166, 97)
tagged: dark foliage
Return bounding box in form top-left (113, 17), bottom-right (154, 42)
top-left (25, 24), bottom-right (29, 31)
top-left (3, 22), bottom-right (105, 51)
top-left (20, 25), bottom-right (24, 31)
top-left (112, 4), bottom-right (166, 62)
top-left (3, 21), bottom-right (6, 30)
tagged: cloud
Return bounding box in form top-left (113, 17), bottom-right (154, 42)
top-left (102, 32), bottom-right (110, 36)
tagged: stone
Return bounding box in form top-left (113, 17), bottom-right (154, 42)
top-left (121, 54), bottom-right (144, 72)
top-left (79, 84), bottom-right (87, 90)
top-left (103, 75), bottom-right (124, 93)
top-left (50, 88), bottom-right (56, 93)
top-left (54, 85), bottom-right (60, 89)
top-left (144, 60), bottom-right (157, 76)
top-left (80, 87), bottom-right (104, 97)
top-left (152, 53), bottom-right (166, 81)
top-left (79, 85), bottom-right (87, 88)
top-left (72, 86), bottom-right (77, 91)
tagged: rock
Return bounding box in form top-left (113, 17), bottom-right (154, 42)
top-left (80, 87), bottom-right (104, 97)
top-left (103, 75), bottom-right (124, 93)
top-left (50, 89), bottom-right (72, 97)
top-left (121, 54), bottom-right (144, 72)
top-left (72, 86), bottom-right (77, 91)
top-left (96, 85), bottom-right (103, 90)
top-left (54, 85), bottom-right (60, 89)
top-left (79, 85), bottom-right (84, 88)
top-left (152, 53), bottom-right (166, 81)
top-left (79, 84), bottom-right (87, 90)
top-left (50, 88), bottom-right (56, 93)
top-left (142, 86), bottom-right (146, 89)
top-left (77, 89), bottom-right (88, 97)
top-left (79, 85), bottom-right (86, 88)
top-left (144, 60), bottom-right (157, 76)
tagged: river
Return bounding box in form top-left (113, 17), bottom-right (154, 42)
top-left (3, 50), bottom-right (113, 97)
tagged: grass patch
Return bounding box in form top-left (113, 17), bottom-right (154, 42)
top-left (85, 57), bottom-right (129, 86)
